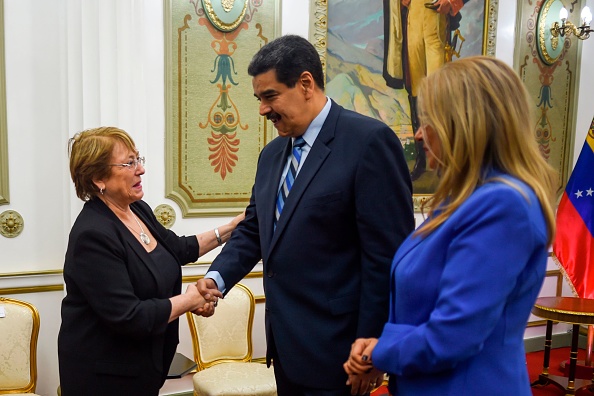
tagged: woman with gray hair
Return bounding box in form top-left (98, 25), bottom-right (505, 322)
top-left (59, 127), bottom-right (242, 396)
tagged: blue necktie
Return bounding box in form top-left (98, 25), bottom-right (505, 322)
top-left (275, 137), bottom-right (306, 227)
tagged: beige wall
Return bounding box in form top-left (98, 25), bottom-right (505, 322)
top-left (1, 0), bottom-right (593, 394)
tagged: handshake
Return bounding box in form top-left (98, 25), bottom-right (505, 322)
top-left (184, 278), bottom-right (223, 317)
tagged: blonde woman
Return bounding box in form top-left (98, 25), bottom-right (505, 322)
top-left (344, 56), bottom-right (556, 395)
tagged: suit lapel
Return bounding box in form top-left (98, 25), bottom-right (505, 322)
top-left (261, 138), bottom-right (292, 251)
top-left (267, 101), bottom-right (340, 255)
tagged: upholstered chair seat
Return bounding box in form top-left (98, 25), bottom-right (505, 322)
top-left (192, 362), bottom-right (276, 396)
top-left (186, 283), bottom-right (276, 396)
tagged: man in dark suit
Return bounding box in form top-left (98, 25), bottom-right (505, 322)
top-left (196, 35), bottom-right (414, 396)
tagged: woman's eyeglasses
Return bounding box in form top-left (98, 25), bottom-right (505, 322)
top-left (109, 157), bottom-right (145, 170)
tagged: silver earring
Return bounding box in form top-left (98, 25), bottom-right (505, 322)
top-left (100, 188), bottom-right (104, 195)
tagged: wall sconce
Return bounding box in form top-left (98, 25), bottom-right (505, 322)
top-left (537, 0), bottom-right (593, 65)
top-left (551, 6), bottom-right (593, 40)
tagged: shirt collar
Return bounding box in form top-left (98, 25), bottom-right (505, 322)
top-left (293, 97), bottom-right (331, 147)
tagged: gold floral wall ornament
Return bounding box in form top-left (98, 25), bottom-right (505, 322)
top-left (154, 204), bottom-right (176, 229)
top-left (0, 210), bottom-right (24, 238)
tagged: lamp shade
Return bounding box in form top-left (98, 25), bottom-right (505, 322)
top-left (560, 6), bottom-right (569, 20)
top-left (581, 6), bottom-right (592, 25)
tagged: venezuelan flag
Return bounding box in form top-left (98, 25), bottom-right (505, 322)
top-left (554, 117), bottom-right (594, 298)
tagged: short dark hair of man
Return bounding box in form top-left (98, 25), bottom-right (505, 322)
top-left (247, 34), bottom-right (325, 90)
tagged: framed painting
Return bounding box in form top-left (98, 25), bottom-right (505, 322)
top-left (0, 0), bottom-right (8, 206)
top-left (514, 0), bottom-right (581, 198)
top-left (309, 0), bottom-right (499, 211)
top-left (165, 0), bottom-right (280, 216)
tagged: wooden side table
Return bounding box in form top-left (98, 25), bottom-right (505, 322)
top-left (531, 297), bottom-right (594, 395)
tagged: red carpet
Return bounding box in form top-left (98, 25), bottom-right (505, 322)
top-left (370, 347), bottom-right (594, 395)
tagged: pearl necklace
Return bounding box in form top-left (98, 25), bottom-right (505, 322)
top-left (131, 212), bottom-right (151, 245)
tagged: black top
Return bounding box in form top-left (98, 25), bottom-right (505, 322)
top-left (58, 199), bottom-right (199, 396)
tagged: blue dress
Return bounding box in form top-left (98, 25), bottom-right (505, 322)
top-left (372, 172), bottom-right (549, 395)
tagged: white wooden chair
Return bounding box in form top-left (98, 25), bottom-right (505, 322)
top-left (0, 297), bottom-right (41, 396)
top-left (186, 283), bottom-right (276, 396)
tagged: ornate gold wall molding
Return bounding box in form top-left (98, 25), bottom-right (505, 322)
top-left (0, 0), bottom-right (9, 206)
top-left (0, 270), bottom-right (64, 295)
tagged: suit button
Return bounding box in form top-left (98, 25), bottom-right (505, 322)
top-left (267, 271), bottom-right (274, 277)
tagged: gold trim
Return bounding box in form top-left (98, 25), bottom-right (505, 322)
top-left (182, 270), bottom-right (264, 282)
top-left (552, 252), bottom-right (579, 297)
top-left (532, 305), bottom-right (594, 318)
top-left (0, 269), bottom-right (63, 278)
top-left (0, 297), bottom-right (40, 393)
top-left (181, 273), bottom-right (266, 303)
top-left (484, 0), bottom-right (499, 57)
top-left (0, 285), bottom-right (63, 295)
top-left (309, 0), bottom-right (328, 73)
top-left (527, 319), bottom-right (550, 327)
top-left (537, 0), bottom-right (563, 65)
top-left (0, 0), bottom-right (8, 206)
top-left (202, 0), bottom-right (248, 32)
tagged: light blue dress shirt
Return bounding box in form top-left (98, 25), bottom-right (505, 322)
top-left (207, 98), bottom-right (332, 293)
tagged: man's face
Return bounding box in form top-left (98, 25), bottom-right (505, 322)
top-left (252, 69), bottom-right (310, 138)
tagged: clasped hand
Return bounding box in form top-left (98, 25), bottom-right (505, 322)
top-left (344, 338), bottom-right (385, 395)
top-left (191, 278), bottom-right (223, 317)
top-left (184, 280), bottom-right (222, 317)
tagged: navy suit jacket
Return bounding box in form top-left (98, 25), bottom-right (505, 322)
top-left (58, 199), bottom-right (199, 396)
top-left (209, 100), bottom-right (414, 387)
top-left (373, 173), bottom-right (549, 395)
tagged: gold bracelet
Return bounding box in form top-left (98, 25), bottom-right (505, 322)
top-left (214, 228), bottom-right (223, 246)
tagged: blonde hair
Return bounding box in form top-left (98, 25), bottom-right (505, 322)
top-left (416, 56), bottom-right (557, 245)
top-left (68, 126), bottom-right (136, 201)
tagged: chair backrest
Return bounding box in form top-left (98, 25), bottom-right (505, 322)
top-left (0, 297), bottom-right (40, 394)
top-left (186, 283), bottom-right (255, 371)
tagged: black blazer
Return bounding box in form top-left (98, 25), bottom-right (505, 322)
top-left (209, 100), bottom-right (415, 387)
top-left (58, 199), bottom-right (199, 396)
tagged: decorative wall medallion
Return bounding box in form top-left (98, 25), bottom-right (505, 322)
top-left (517, 0), bottom-right (578, 197)
top-left (154, 204), bottom-right (176, 229)
top-left (0, 210), bottom-right (24, 238)
top-left (537, 0), bottom-right (566, 65)
top-left (202, 0), bottom-right (249, 32)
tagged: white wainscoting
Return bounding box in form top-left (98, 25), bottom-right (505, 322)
top-left (0, 264), bottom-right (266, 396)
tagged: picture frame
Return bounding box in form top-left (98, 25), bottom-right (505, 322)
top-left (309, 0), bottom-right (499, 211)
top-left (164, 0), bottom-right (281, 217)
top-left (0, 0), bottom-right (9, 206)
